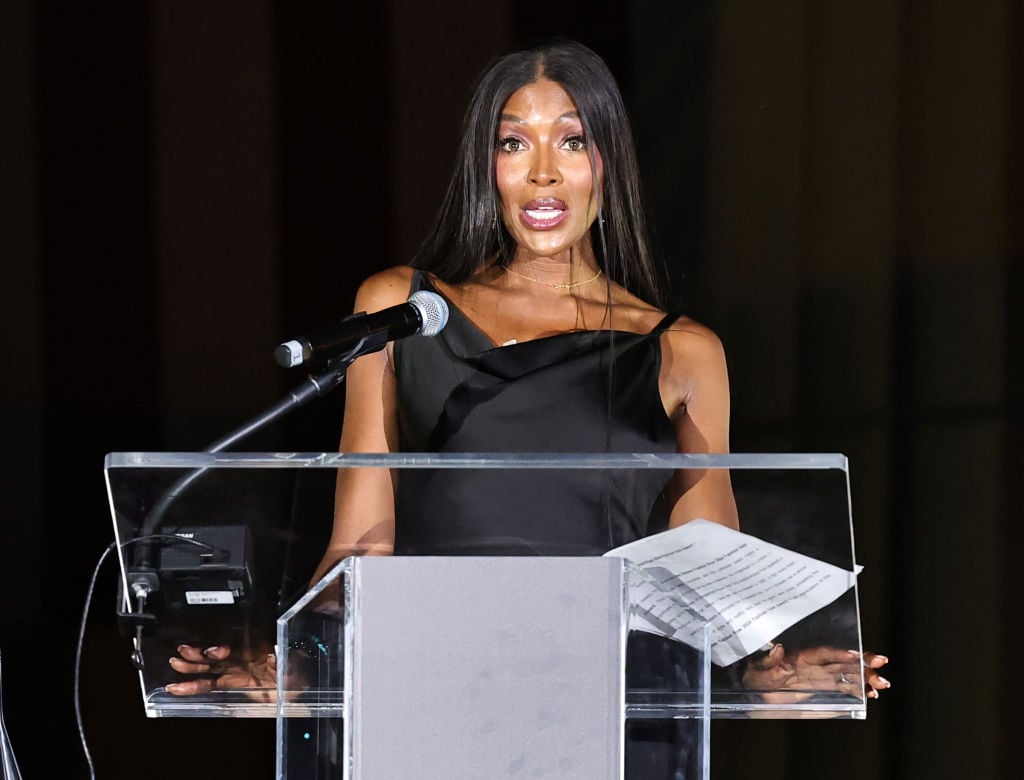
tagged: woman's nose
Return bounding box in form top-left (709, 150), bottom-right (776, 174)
top-left (529, 147), bottom-right (562, 186)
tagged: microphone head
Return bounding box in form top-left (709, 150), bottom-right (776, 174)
top-left (408, 290), bottom-right (449, 337)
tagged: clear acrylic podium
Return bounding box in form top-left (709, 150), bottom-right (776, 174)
top-left (104, 452), bottom-right (867, 779)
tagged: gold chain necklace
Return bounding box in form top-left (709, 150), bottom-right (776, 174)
top-left (501, 264), bottom-right (603, 290)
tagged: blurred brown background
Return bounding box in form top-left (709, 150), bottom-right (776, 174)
top-left (1, 1), bottom-right (1019, 777)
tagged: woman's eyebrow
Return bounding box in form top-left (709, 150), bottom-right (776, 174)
top-left (499, 110), bottom-right (581, 124)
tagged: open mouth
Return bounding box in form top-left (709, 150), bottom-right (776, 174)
top-left (520, 199), bottom-right (568, 230)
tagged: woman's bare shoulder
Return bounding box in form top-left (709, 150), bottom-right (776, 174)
top-left (658, 314), bottom-right (731, 424)
top-left (667, 313), bottom-right (724, 343)
top-left (354, 265), bottom-right (417, 310)
top-left (662, 314), bottom-right (727, 361)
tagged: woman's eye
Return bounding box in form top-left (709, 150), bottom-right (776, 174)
top-left (497, 136), bottom-right (524, 152)
top-left (563, 135), bottom-right (587, 152)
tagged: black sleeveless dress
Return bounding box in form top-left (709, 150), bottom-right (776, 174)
top-left (393, 270), bottom-right (699, 778)
top-left (393, 270), bottom-right (678, 555)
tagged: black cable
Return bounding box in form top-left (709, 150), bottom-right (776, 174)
top-left (75, 535), bottom-right (223, 779)
top-left (75, 541), bottom-right (113, 780)
top-left (87, 352), bottom-right (351, 773)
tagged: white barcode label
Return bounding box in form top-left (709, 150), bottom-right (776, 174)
top-left (185, 591), bottom-right (236, 605)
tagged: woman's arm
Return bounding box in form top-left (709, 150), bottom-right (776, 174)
top-left (166, 268), bottom-right (414, 695)
top-left (660, 319), bottom-right (739, 530)
top-left (307, 266), bottom-right (414, 588)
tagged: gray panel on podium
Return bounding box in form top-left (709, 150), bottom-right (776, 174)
top-left (349, 556), bottom-right (626, 779)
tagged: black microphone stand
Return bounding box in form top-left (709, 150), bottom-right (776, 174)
top-left (117, 344), bottom-right (365, 667)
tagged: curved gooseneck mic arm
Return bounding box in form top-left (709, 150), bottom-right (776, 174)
top-left (118, 350), bottom-right (360, 660)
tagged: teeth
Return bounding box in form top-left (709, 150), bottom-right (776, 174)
top-left (525, 209), bottom-right (562, 221)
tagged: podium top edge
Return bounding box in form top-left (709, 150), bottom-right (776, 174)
top-left (103, 452), bottom-right (849, 470)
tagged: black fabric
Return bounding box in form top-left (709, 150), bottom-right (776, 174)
top-left (392, 270), bottom-right (698, 778)
top-left (393, 270), bottom-right (678, 555)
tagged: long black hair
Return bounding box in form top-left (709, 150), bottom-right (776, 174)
top-left (410, 37), bottom-right (665, 309)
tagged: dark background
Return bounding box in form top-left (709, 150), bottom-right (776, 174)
top-left (1, 1), bottom-right (1019, 777)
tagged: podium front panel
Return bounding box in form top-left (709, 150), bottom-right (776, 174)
top-left (103, 451), bottom-right (866, 731)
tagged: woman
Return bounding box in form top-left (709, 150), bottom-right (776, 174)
top-left (169, 37), bottom-right (889, 771)
top-left (305, 36), bottom-right (887, 775)
top-left (309, 36), bottom-right (737, 582)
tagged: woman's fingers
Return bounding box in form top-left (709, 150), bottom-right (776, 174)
top-left (851, 650), bottom-right (891, 697)
top-left (165, 677), bottom-right (216, 696)
top-left (862, 651), bottom-right (890, 669)
top-left (168, 655), bottom-right (211, 674)
top-left (864, 668), bottom-right (892, 695)
top-left (174, 644), bottom-right (232, 662)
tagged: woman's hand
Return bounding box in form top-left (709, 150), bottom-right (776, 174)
top-left (742, 643), bottom-right (891, 703)
top-left (165, 643), bottom-right (277, 697)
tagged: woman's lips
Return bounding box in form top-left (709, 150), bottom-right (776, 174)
top-left (519, 198), bottom-right (568, 230)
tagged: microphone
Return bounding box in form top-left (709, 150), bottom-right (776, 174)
top-left (274, 289), bottom-right (449, 367)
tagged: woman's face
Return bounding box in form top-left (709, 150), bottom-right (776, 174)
top-left (494, 78), bottom-right (603, 260)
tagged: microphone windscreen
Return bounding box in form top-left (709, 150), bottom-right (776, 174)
top-left (408, 290), bottom-right (449, 337)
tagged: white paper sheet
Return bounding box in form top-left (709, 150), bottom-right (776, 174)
top-left (604, 519), bottom-right (861, 666)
